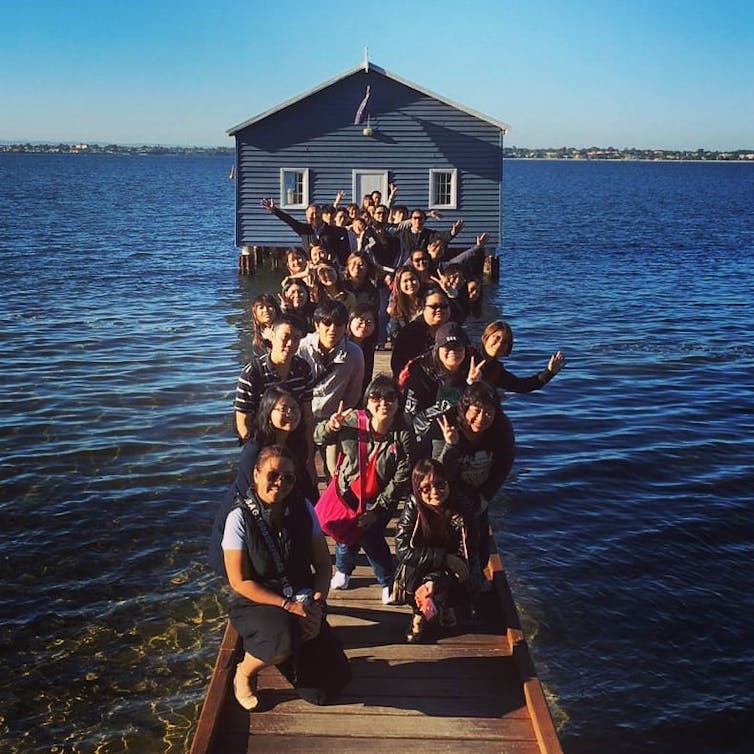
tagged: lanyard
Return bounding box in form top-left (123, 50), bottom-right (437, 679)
top-left (239, 492), bottom-right (294, 599)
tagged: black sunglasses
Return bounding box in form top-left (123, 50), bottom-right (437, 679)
top-left (318, 317), bottom-right (346, 327)
top-left (265, 470), bottom-right (296, 485)
top-left (367, 391), bottom-right (398, 404)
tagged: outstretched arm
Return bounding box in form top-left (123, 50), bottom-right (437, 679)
top-left (260, 198), bottom-right (309, 234)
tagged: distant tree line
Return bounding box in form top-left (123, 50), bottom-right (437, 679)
top-left (504, 146), bottom-right (754, 161)
top-left (2, 142), bottom-right (752, 161)
top-left (0, 143), bottom-right (234, 156)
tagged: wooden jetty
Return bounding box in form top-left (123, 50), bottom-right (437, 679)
top-left (190, 352), bottom-right (562, 753)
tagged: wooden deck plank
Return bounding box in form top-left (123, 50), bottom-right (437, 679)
top-left (249, 711), bottom-right (537, 740)
top-left (254, 674), bottom-right (526, 700)
top-left (244, 735), bottom-right (539, 754)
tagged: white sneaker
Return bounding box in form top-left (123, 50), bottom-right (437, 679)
top-left (330, 571), bottom-right (350, 590)
top-left (382, 586), bottom-right (396, 605)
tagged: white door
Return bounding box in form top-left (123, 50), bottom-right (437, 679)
top-left (352, 170), bottom-right (388, 204)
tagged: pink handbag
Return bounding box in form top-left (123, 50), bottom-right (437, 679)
top-left (315, 411), bottom-right (369, 545)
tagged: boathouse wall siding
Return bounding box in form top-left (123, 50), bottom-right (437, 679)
top-left (232, 68), bottom-right (503, 251)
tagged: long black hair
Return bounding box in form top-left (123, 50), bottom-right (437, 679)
top-left (411, 458), bottom-right (456, 546)
top-left (253, 386), bottom-right (308, 459)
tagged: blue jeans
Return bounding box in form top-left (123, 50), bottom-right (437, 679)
top-left (335, 509), bottom-right (395, 587)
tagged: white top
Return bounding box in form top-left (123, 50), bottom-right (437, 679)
top-left (222, 501), bottom-right (321, 551)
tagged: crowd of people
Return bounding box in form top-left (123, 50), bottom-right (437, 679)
top-left (210, 189), bottom-right (566, 710)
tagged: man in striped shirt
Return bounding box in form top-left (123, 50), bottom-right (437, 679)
top-left (233, 316), bottom-right (313, 444)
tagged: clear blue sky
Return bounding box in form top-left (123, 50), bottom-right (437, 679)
top-left (2, 0), bottom-right (752, 150)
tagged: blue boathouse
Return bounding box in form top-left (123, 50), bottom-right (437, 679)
top-left (227, 59), bottom-right (510, 252)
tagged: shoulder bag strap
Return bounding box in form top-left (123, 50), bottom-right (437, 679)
top-left (356, 410), bottom-right (369, 514)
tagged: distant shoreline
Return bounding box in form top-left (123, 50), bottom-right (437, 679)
top-left (1, 142), bottom-right (752, 162)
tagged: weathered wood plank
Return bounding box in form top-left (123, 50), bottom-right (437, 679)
top-left (246, 693), bottom-right (527, 718)
top-left (250, 710), bottom-right (536, 740)
top-left (254, 672), bottom-right (525, 701)
top-left (245, 735), bottom-right (539, 754)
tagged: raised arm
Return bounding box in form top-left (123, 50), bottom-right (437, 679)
top-left (260, 197), bottom-right (309, 234)
top-left (385, 182), bottom-right (397, 209)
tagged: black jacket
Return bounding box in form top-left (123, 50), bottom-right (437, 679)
top-left (395, 494), bottom-right (477, 592)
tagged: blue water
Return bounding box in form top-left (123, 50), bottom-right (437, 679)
top-left (1, 154), bottom-right (753, 753)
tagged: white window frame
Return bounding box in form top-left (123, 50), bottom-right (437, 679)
top-left (279, 168), bottom-right (310, 209)
top-left (428, 168), bottom-right (458, 210)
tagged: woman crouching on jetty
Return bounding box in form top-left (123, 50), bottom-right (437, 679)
top-left (396, 459), bottom-right (478, 643)
top-left (479, 320), bottom-right (565, 393)
top-left (429, 382), bottom-right (515, 578)
top-left (313, 375), bottom-right (413, 604)
top-left (214, 446), bottom-right (335, 709)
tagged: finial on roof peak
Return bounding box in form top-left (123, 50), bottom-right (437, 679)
top-left (363, 47), bottom-right (369, 72)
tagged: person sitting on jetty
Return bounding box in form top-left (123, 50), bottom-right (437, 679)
top-left (479, 320), bottom-right (566, 393)
top-left (233, 387), bottom-right (318, 505)
top-left (283, 247), bottom-right (310, 281)
top-left (234, 316), bottom-right (312, 445)
top-left (429, 382), bottom-right (515, 578)
top-left (394, 208), bottom-right (465, 265)
top-left (343, 252), bottom-right (380, 314)
top-left (369, 204), bottom-right (403, 341)
top-left (211, 445), bottom-right (345, 710)
top-left (279, 278), bottom-right (315, 332)
top-left (390, 287), bottom-right (452, 378)
top-left (348, 214), bottom-right (377, 253)
top-left (308, 243), bottom-right (334, 270)
top-left (399, 322), bottom-right (484, 449)
top-left (260, 198), bottom-right (349, 263)
top-left (347, 305), bottom-right (378, 399)
top-left (249, 294), bottom-right (281, 358)
top-left (297, 300), bottom-right (364, 476)
top-left (430, 263), bottom-right (471, 323)
top-left (407, 248), bottom-right (433, 284)
top-left (386, 265), bottom-right (424, 343)
top-left (395, 458), bottom-right (478, 643)
top-left (314, 375), bottom-right (413, 605)
top-left (390, 204), bottom-right (409, 223)
top-left (311, 263), bottom-right (357, 312)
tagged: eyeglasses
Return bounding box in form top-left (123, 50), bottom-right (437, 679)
top-left (318, 317), bottom-right (346, 327)
top-left (419, 479), bottom-right (448, 496)
top-left (412, 257), bottom-right (429, 265)
top-left (367, 392), bottom-right (398, 404)
top-left (353, 316), bottom-right (375, 326)
top-left (272, 404), bottom-right (300, 417)
top-left (425, 303), bottom-right (449, 311)
top-left (411, 215), bottom-right (423, 220)
top-left (468, 405), bottom-right (495, 420)
top-left (265, 470), bottom-right (296, 486)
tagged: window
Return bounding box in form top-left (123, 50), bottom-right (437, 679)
top-left (280, 168), bottom-right (309, 209)
top-left (429, 168), bottom-right (458, 209)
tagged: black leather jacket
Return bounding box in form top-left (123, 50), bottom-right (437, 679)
top-left (395, 494), bottom-right (478, 590)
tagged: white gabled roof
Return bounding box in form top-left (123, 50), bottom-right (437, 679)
top-left (227, 60), bottom-right (510, 136)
